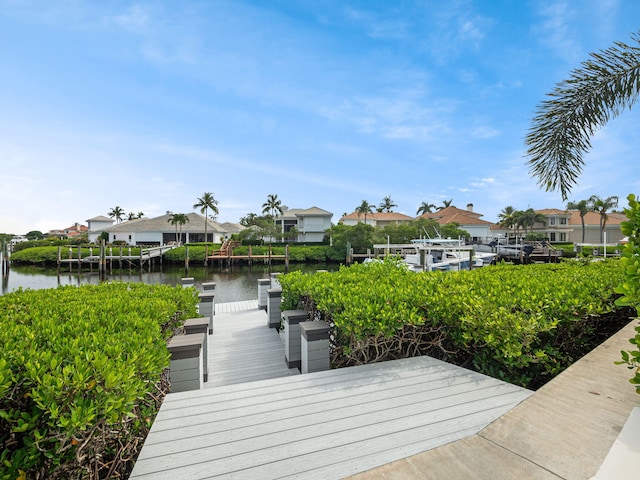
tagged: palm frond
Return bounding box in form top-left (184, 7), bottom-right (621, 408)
top-left (525, 32), bottom-right (640, 199)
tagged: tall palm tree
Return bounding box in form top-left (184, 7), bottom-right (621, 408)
top-left (108, 206), bottom-right (125, 224)
top-left (262, 194), bottom-right (283, 242)
top-left (355, 200), bottom-right (373, 225)
top-left (378, 196), bottom-right (397, 213)
top-left (167, 213), bottom-right (189, 244)
top-left (261, 194), bottom-right (283, 219)
top-left (416, 201), bottom-right (436, 216)
top-left (566, 199), bottom-right (589, 243)
top-left (589, 195), bottom-right (619, 243)
top-left (194, 192), bottom-right (219, 265)
top-left (526, 31), bottom-right (640, 200)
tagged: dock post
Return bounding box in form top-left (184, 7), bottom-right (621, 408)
top-left (285, 244), bottom-right (289, 270)
top-left (185, 245), bottom-right (189, 271)
top-left (183, 318), bottom-right (210, 382)
top-left (300, 321), bottom-right (331, 374)
top-left (282, 310), bottom-right (309, 370)
top-left (267, 288), bottom-right (282, 328)
top-left (167, 333), bottom-right (205, 392)
top-left (258, 278), bottom-right (270, 310)
top-left (198, 291), bottom-right (216, 333)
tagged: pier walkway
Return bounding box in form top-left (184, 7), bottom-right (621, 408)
top-left (130, 301), bottom-right (533, 479)
top-left (130, 300), bottom-right (639, 479)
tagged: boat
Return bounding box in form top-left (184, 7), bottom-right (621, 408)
top-left (372, 237), bottom-right (497, 272)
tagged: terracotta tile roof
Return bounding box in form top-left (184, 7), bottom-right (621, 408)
top-left (568, 210), bottom-right (625, 226)
top-left (536, 208), bottom-right (568, 215)
top-left (419, 206), bottom-right (492, 225)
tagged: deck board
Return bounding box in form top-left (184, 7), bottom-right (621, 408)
top-left (205, 301), bottom-right (298, 388)
top-left (130, 303), bottom-right (532, 479)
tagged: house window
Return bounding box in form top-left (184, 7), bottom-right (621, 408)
top-left (559, 233), bottom-right (567, 242)
top-left (549, 218), bottom-right (556, 226)
top-left (560, 218), bottom-right (567, 225)
top-left (549, 232), bottom-right (556, 242)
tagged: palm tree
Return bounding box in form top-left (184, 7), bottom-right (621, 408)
top-left (355, 200), bottom-right (373, 225)
top-left (194, 192), bottom-right (219, 265)
top-left (517, 208), bottom-right (547, 236)
top-left (566, 199), bottom-right (590, 243)
top-left (589, 195), bottom-right (619, 243)
top-left (167, 213), bottom-right (189, 243)
top-left (498, 206), bottom-right (517, 228)
top-left (239, 212), bottom-right (259, 227)
top-left (262, 194), bottom-right (283, 242)
top-left (261, 194), bottom-right (283, 219)
top-left (526, 32), bottom-right (640, 200)
top-left (498, 206), bottom-right (518, 240)
top-left (437, 199), bottom-right (453, 211)
top-left (108, 206), bottom-right (125, 224)
top-left (379, 196), bottom-right (397, 213)
top-left (416, 201), bottom-right (436, 216)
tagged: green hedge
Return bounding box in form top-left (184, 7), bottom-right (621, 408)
top-left (0, 283), bottom-right (199, 479)
top-left (279, 259), bottom-right (630, 388)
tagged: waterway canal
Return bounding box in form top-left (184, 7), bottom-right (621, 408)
top-left (1, 263), bottom-right (338, 301)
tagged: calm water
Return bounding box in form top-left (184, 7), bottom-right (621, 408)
top-left (1, 263), bottom-right (338, 303)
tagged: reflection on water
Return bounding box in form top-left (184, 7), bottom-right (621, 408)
top-left (1, 263), bottom-right (338, 303)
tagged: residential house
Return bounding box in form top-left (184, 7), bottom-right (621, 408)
top-left (274, 207), bottom-right (333, 243)
top-left (87, 216), bottom-right (115, 242)
top-left (418, 204), bottom-right (494, 243)
top-left (88, 212), bottom-right (242, 246)
top-left (48, 223), bottom-right (88, 239)
top-left (533, 209), bottom-right (625, 244)
top-left (340, 211), bottom-right (414, 227)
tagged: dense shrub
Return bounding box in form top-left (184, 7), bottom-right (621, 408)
top-left (0, 283), bottom-right (199, 479)
top-left (279, 259), bottom-right (630, 389)
top-left (615, 194), bottom-right (640, 393)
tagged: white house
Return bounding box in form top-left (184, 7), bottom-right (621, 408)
top-left (87, 212), bottom-right (243, 246)
top-left (87, 216), bottom-right (115, 243)
top-left (274, 207), bottom-right (333, 243)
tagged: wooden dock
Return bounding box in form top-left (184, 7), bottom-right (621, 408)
top-left (57, 244), bottom-right (177, 270)
top-left (207, 243), bottom-right (289, 267)
top-left (130, 301), bottom-right (532, 479)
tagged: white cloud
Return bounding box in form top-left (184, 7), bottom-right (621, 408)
top-left (104, 5), bottom-right (151, 32)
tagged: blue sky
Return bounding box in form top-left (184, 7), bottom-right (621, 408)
top-left (1, 0), bottom-right (639, 234)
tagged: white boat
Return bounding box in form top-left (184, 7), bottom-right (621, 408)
top-left (373, 238), bottom-right (497, 272)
